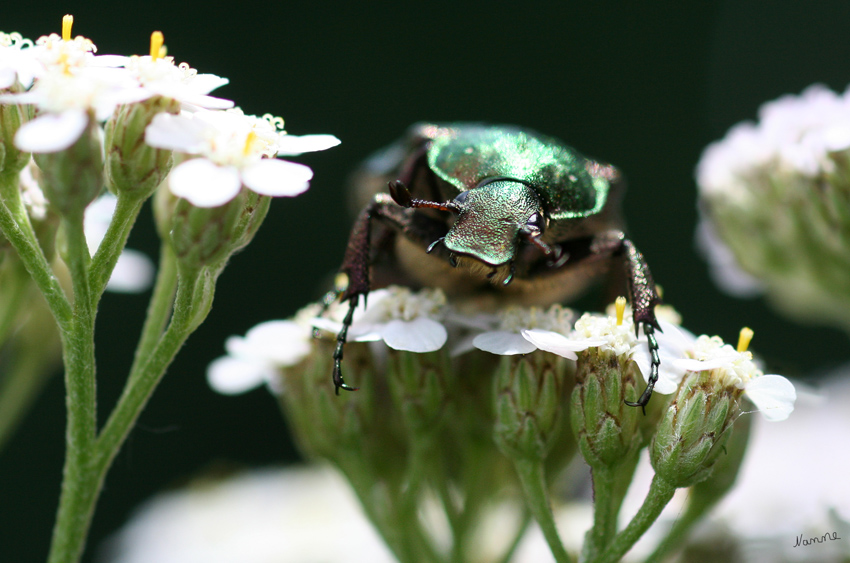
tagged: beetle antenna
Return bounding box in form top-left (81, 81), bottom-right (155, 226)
top-left (426, 237), bottom-right (445, 253)
top-left (389, 180), bottom-right (461, 213)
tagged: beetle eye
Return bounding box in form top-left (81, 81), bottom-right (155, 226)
top-left (526, 212), bottom-right (545, 233)
top-left (454, 191), bottom-right (470, 205)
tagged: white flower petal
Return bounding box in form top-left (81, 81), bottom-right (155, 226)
top-left (0, 68), bottom-right (16, 89)
top-left (672, 357), bottom-right (732, 372)
top-left (520, 329), bottom-right (599, 360)
top-left (745, 375), bottom-right (797, 421)
top-left (14, 110), bottom-right (88, 153)
top-left (226, 320), bottom-right (312, 366)
top-left (473, 331), bottom-right (537, 355)
top-left (107, 249), bottom-right (155, 293)
top-left (169, 158), bottom-right (242, 207)
top-left (144, 112), bottom-right (207, 153)
top-left (185, 73), bottom-right (229, 95)
top-left (241, 159), bottom-right (313, 197)
top-left (206, 356), bottom-right (272, 395)
top-left (276, 134), bottom-right (341, 156)
top-left (381, 318), bottom-right (446, 352)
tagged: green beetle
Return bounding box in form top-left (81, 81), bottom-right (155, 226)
top-left (333, 123), bottom-right (661, 408)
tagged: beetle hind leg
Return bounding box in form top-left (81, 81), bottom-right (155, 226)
top-left (625, 323), bottom-right (660, 413)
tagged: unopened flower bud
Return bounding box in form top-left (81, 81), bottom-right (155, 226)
top-left (154, 177), bottom-right (271, 272)
top-left (0, 83), bottom-right (34, 177)
top-left (32, 113), bottom-right (103, 218)
top-left (571, 347), bottom-right (643, 469)
top-left (493, 350), bottom-right (572, 461)
top-left (104, 97), bottom-right (179, 198)
top-left (650, 369), bottom-right (740, 488)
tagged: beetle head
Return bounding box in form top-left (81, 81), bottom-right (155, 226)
top-left (391, 178), bottom-right (561, 283)
top-left (443, 179), bottom-right (546, 268)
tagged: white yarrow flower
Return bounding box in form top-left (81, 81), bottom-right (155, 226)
top-left (673, 333), bottom-right (797, 421)
top-left (471, 304), bottom-right (576, 355)
top-left (145, 109), bottom-right (340, 207)
top-left (125, 54), bottom-right (234, 110)
top-left (313, 287), bottom-right (448, 353)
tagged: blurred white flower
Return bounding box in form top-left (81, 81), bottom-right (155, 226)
top-left (207, 305), bottom-right (320, 395)
top-left (145, 109), bottom-right (340, 207)
top-left (0, 31), bottom-right (39, 89)
top-left (83, 194), bottom-right (154, 293)
top-left (100, 466), bottom-right (398, 563)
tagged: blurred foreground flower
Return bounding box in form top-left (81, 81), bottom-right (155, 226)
top-left (697, 84), bottom-right (850, 333)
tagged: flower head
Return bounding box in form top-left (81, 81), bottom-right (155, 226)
top-left (672, 328), bottom-right (796, 421)
top-left (471, 304), bottom-right (575, 355)
top-left (313, 287), bottom-right (448, 353)
top-left (124, 32), bottom-right (233, 111)
top-left (145, 109), bottom-right (340, 207)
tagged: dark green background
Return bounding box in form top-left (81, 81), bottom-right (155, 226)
top-left (3, 1), bottom-right (849, 561)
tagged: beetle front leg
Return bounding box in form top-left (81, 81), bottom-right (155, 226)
top-left (589, 231), bottom-right (662, 410)
top-left (332, 193), bottom-right (438, 394)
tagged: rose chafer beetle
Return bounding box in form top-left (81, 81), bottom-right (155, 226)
top-left (332, 123), bottom-right (662, 408)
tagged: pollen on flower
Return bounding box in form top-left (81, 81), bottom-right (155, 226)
top-left (689, 334), bottom-right (760, 388)
top-left (262, 114), bottom-right (285, 133)
top-left (370, 287), bottom-right (447, 322)
top-left (497, 304), bottom-right (574, 333)
top-left (573, 311), bottom-right (636, 356)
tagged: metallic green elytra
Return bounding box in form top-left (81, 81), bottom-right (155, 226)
top-left (332, 123), bottom-right (662, 409)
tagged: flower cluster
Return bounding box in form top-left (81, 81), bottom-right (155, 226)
top-left (1, 17), bottom-right (339, 208)
top-left (208, 286), bottom-right (798, 563)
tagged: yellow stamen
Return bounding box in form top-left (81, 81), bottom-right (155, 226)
top-left (615, 296), bottom-right (626, 326)
top-left (243, 131), bottom-right (258, 156)
top-left (737, 327), bottom-right (754, 352)
top-left (62, 15), bottom-right (74, 42)
top-left (150, 31), bottom-right (164, 60)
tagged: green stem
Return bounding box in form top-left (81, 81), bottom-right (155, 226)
top-left (0, 177), bottom-right (71, 328)
top-left (597, 475), bottom-right (676, 563)
top-left (47, 214), bottom-right (99, 563)
top-left (95, 269), bottom-right (197, 463)
top-left (513, 457), bottom-right (572, 563)
top-left (587, 466), bottom-right (617, 558)
top-left (644, 499), bottom-right (707, 563)
top-left (88, 193), bottom-right (146, 304)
